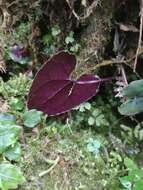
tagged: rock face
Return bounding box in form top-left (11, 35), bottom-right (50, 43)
top-left (74, 0), bottom-right (119, 77)
top-left (0, 0), bottom-right (121, 77)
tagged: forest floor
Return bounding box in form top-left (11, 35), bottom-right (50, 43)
top-left (0, 1), bottom-right (143, 190)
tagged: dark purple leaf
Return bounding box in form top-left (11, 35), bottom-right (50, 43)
top-left (27, 52), bottom-right (101, 116)
top-left (11, 45), bottom-right (29, 58)
top-left (10, 45), bottom-right (31, 64)
top-left (29, 52), bottom-right (76, 92)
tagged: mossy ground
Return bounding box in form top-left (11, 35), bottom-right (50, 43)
top-left (1, 74), bottom-right (142, 190)
top-left (19, 121), bottom-right (123, 190)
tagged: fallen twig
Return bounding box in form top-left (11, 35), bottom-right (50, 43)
top-left (39, 156), bottom-right (60, 177)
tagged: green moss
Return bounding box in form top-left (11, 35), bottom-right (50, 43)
top-left (19, 125), bottom-right (122, 190)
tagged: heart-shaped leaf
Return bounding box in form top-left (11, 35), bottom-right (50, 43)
top-left (0, 163), bottom-right (25, 190)
top-left (123, 79), bottom-right (143, 98)
top-left (118, 97), bottom-right (143, 116)
top-left (10, 45), bottom-right (31, 65)
top-left (28, 52), bottom-right (102, 116)
top-left (4, 143), bottom-right (21, 161)
top-left (0, 113), bottom-right (16, 125)
top-left (0, 124), bottom-right (21, 154)
top-left (23, 109), bottom-right (43, 128)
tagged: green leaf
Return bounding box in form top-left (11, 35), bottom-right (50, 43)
top-left (65, 31), bottom-right (74, 44)
top-left (77, 102), bottom-right (91, 112)
top-left (23, 109), bottom-right (43, 128)
top-left (124, 157), bottom-right (138, 171)
top-left (134, 180), bottom-right (143, 190)
top-left (88, 117), bottom-right (95, 126)
top-left (118, 97), bottom-right (143, 116)
top-left (42, 34), bottom-right (53, 46)
top-left (132, 169), bottom-right (143, 180)
top-left (139, 129), bottom-right (143, 140)
top-left (10, 98), bottom-right (24, 111)
top-left (51, 26), bottom-right (61, 36)
top-left (44, 45), bottom-right (55, 55)
top-left (0, 113), bottom-right (16, 125)
top-left (9, 53), bottom-right (31, 65)
top-left (120, 176), bottom-right (132, 189)
top-left (86, 138), bottom-right (101, 155)
top-left (84, 102), bottom-right (91, 110)
top-left (4, 143), bottom-right (21, 161)
top-left (0, 163), bottom-right (25, 190)
top-left (123, 80), bottom-right (143, 98)
top-left (92, 109), bottom-right (101, 117)
top-left (120, 158), bottom-right (143, 190)
top-left (0, 125), bottom-right (21, 154)
top-left (70, 44), bottom-right (81, 53)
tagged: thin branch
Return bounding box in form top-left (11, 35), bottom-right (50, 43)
top-left (78, 48), bottom-right (143, 78)
top-left (65, 0), bottom-right (80, 20)
top-left (65, 0), bottom-right (100, 21)
top-left (133, 0), bottom-right (143, 71)
top-left (120, 64), bottom-right (128, 85)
